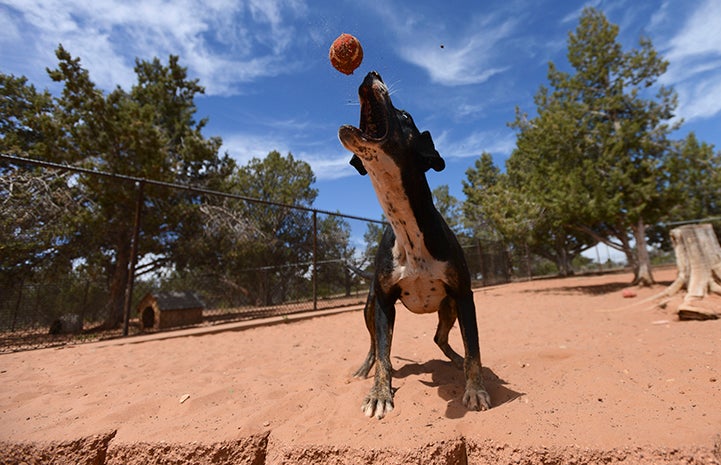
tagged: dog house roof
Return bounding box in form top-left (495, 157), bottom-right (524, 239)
top-left (146, 291), bottom-right (205, 311)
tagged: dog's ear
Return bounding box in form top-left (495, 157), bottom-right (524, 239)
top-left (415, 131), bottom-right (445, 172)
top-left (350, 154), bottom-right (368, 175)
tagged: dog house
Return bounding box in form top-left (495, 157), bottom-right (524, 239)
top-left (137, 291), bottom-right (205, 331)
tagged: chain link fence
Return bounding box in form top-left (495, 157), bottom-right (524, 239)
top-left (3, 154), bottom-right (682, 353)
top-left (0, 249), bottom-right (374, 353)
top-left (2, 245), bottom-right (520, 353)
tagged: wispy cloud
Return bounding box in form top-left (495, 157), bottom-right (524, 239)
top-left (399, 36), bottom-right (511, 87)
top-left (220, 124), bottom-right (351, 181)
top-left (367, 3), bottom-right (516, 86)
top-left (647, 0), bottom-right (671, 30)
top-left (300, 152), bottom-right (353, 181)
top-left (434, 129), bottom-right (516, 160)
top-left (659, 0), bottom-right (721, 121)
top-left (221, 132), bottom-right (290, 166)
top-left (0, 0), bottom-right (308, 94)
top-left (664, 0), bottom-right (721, 62)
top-left (560, 0), bottom-right (602, 24)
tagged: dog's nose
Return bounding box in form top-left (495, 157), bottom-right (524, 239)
top-left (365, 71), bottom-right (383, 84)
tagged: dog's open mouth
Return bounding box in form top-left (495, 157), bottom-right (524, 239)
top-left (358, 72), bottom-right (390, 141)
top-left (339, 71), bottom-right (390, 146)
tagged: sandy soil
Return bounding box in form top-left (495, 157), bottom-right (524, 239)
top-left (1, 267), bottom-right (720, 464)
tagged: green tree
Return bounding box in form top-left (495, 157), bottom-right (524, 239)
top-left (463, 149), bottom-right (588, 276)
top-left (462, 152), bottom-right (502, 241)
top-left (315, 213), bottom-right (357, 297)
top-left (362, 219), bottom-right (385, 271)
top-left (644, 132), bottom-right (721, 248)
top-left (175, 151), bottom-right (319, 306)
top-left (0, 74), bottom-right (56, 157)
top-left (666, 133), bottom-right (721, 223)
top-left (1, 74), bottom-right (79, 285)
top-left (508, 7), bottom-right (678, 284)
top-left (1, 46), bottom-right (233, 327)
top-left (432, 184), bottom-right (464, 235)
top-left (505, 86), bottom-right (599, 275)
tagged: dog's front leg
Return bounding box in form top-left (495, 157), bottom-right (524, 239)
top-left (353, 283), bottom-right (376, 378)
top-left (361, 292), bottom-right (396, 419)
top-left (456, 292), bottom-right (491, 411)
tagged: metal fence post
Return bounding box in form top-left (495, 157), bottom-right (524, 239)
top-left (122, 181), bottom-right (144, 336)
top-left (312, 210), bottom-right (318, 311)
top-left (11, 278), bottom-right (24, 333)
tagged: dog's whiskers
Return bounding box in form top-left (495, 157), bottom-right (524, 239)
top-left (386, 79), bottom-right (402, 97)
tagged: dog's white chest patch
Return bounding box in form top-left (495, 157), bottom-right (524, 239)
top-left (392, 242), bottom-right (449, 314)
top-left (364, 155), bottom-right (450, 314)
top-left (398, 276), bottom-right (447, 314)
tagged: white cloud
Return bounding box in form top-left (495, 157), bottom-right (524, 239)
top-left (560, 0), bottom-right (602, 25)
top-left (647, 0), bottom-right (671, 31)
top-left (674, 77), bottom-right (721, 122)
top-left (221, 132), bottom-right (291, 165)
top-left (435, 129), bottom-right (515, 160)
top-left (220, 129), bottom-right (352, 181)
top-left (1, 0), bottom-right (308, 94)
top-left (0, 7), bottom-right (20, 41)
top-left (660, 0), bottom-right (721, 122)
top-left (665, 0), bottom-right (721, 63)
top-left (399, 38), bottom-right (510, 86)
top-left (300, 152), bottom-right (353, 181)
top-left (367, 3), bottom-right (516, 86)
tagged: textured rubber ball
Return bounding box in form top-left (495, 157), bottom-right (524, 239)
top-left (329, 33), bottom-right (363, 75)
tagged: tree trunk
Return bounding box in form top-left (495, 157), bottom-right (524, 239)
top-left (344, 266), bottom-right (352, 297)
top-left (632, 218), bottom-right (655, 286)
top-left (555, 246), bottom-right (573, 277)
top-left (105, 246), bottom-right (130, 329)
top-left (663, 224), bottom-right (721, 320)
top-left (615, 228), bottom-right (638, 279)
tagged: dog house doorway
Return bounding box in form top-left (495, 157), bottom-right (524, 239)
top-left (141, 305), bottom-right (155, 329)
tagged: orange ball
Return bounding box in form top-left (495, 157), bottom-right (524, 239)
top-left (329, 33), bottom-right (363, 75)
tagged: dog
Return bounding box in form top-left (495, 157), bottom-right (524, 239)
top-left (338, 71), bottom-right (491, 419)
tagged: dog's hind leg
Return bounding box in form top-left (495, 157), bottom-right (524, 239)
top-left (434, 297), bottom-right (464, 369)
top-left (353, 284), bottom-right (376, 378)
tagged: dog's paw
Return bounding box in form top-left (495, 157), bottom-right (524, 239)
top-left (361, 392), bottom-right (394, 419)
top-left (463, 387), bottom-right (491, 411)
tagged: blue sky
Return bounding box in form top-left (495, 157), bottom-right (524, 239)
top-left (2, 0), bottom-right (720, 234)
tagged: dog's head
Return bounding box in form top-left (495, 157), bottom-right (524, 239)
top-left (338, 71), bottom-right (445, 176)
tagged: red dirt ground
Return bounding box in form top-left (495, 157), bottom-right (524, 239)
top-left (1, 267), bottom-right (720, 464)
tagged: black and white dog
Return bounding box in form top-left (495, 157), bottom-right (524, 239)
top-left (338, 71), bottom-right (491, 419)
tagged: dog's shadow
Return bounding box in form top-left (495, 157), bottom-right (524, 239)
top-left (394, 358), bottom-right (523, 419)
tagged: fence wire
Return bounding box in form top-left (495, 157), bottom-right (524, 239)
top-left (3, 154), bottom-right (675, 353)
